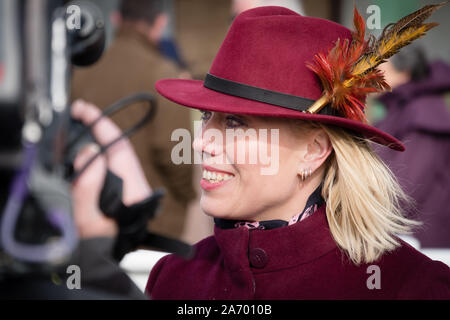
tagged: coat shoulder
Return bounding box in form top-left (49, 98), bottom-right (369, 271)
top-left (381, 239), bottom-right (450, 299)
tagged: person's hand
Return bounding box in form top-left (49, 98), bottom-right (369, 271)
top-left (72, 143), bottom-right (117, 238)
top-left (71, 100), bottom-right (152, 238)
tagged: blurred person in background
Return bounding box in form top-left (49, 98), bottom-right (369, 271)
top-left (374, 46), bottom-right (450, 248)
top-left (71, 0), bottom-right (196, 239)
top-left (157, 0), bottom-right (191, 79)
top-left (110, 0), bottom-right (191, 78)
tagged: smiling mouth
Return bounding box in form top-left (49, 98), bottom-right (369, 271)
top-left (202, 168), bottom-right (234, 184)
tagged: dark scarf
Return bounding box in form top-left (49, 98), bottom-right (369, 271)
top-left (215, 183), bottom-right (325, 230)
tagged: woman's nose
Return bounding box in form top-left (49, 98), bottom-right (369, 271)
top-left (192, 134), bottom-right (204, 153)
top-left (192, 128), bottom-right (222, 157)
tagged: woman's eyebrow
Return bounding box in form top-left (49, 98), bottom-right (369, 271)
top-left (227, 113), bottom-right (249, 121)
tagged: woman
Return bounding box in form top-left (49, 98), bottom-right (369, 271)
top-left (73, 6), bottom-right (449, 299)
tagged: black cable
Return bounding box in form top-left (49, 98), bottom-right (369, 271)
top-left (68, 92), bottom-right (156, 183)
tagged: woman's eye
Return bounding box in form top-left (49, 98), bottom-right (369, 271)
top-left (200, 111), bottom-right (212, 122)
top-left (225, 115), bottom-right (246, 128)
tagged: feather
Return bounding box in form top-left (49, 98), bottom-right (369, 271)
top-left (351, 6), bottom-right (366, 44)
top-left (306, 3), bottom-right (446, 121)
top-left (351, 22), bottom-right (438, 77)
top-left (381, 2), bottom-right (447, 40)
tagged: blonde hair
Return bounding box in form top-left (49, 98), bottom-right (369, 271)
top-left (290, 119), bottom-right (419, 265)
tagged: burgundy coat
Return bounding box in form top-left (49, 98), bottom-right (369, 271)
top-left (146, 205), bottom-right (450, 300)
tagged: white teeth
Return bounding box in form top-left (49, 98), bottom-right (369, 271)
top-left (202, 169), bottom-right (233, 183)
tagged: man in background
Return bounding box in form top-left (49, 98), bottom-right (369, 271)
top-left (71, 0), bottom-right (196, 239)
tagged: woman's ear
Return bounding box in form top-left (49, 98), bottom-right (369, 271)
top-left (298, 129), bottom-right (332, 175)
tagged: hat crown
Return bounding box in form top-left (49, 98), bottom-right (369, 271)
top-left (154, 6), bottom-right (406, 152)
top-left (209, 6), bottom-right (352, 100)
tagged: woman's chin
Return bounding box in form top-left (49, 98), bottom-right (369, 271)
top-left (200, 198), bottom-right (233, 220)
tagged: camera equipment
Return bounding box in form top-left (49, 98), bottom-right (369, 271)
top-left (0, 0), bottom-right (193, 280)
top-left (65, 93), bottom-right (194, 261)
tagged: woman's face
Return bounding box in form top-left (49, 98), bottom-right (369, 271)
top-left (193, 111), bottom-right (328, 222)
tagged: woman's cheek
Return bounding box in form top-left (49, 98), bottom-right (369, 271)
top-left (228, 135), bottom-right (262, 166)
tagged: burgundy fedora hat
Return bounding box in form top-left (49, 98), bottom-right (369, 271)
top-left (155, 6), bottom-right (405, 151)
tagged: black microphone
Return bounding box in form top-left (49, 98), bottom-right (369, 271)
top-left (66, 0), bottom-right (106, 66)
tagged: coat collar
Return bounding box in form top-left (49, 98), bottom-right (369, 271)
top-left (214, 204), bottom-right (339, 273)
top-left (214, 183), bottom-right (325, 230)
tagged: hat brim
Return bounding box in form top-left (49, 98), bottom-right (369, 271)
top-left (156, 78), bottom-right (405, 151)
